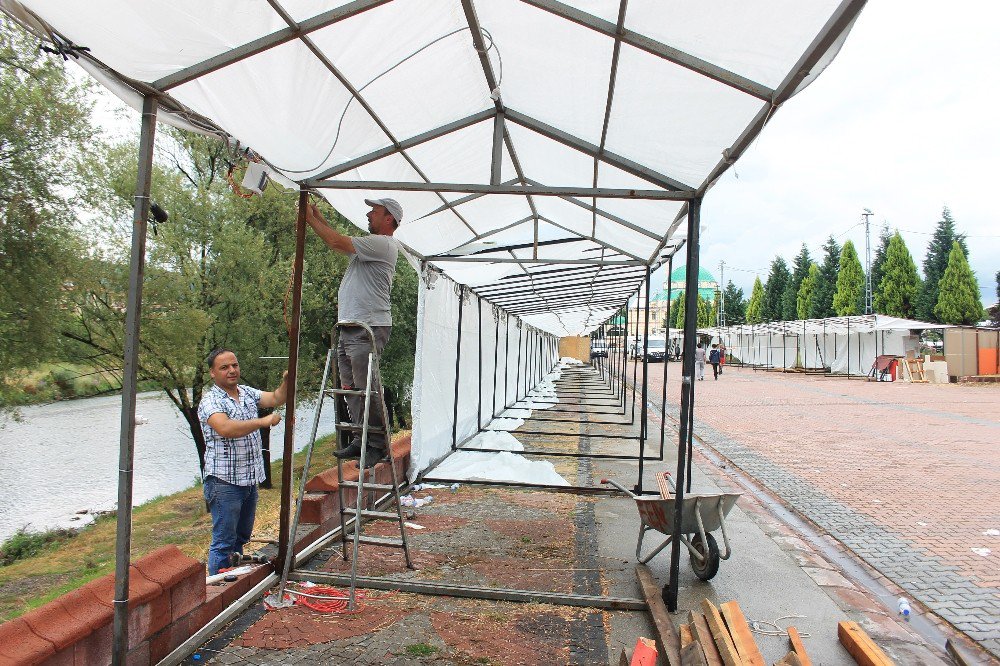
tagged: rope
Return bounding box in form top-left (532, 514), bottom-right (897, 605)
top-left (264, 584), bottom-right (398, 613)
top-left (749, 614), bottom-right (811, 637)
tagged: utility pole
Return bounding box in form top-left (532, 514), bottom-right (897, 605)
top-left (718, 260), bottom-right (726, 327)
top-left (862, 208), bottom-right (874, 314)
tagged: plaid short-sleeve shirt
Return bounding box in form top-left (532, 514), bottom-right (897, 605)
top-left (198, 384), bottom-right (266, 486)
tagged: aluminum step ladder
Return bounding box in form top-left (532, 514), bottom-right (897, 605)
top-left (268, 321), bottom-right (412, 611)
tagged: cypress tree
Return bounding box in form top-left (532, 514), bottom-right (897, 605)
top-left (874, 232), bottom-right (921, 318)
top-left (782, 244), bottom-right (812, 320)
top-left (723, 280), bottom-right (746, 325)
top-left (746, 277), bottom-right (764, 324)
top-left (810, 236), bottom-right (841, 319)
top-left (698, 294), bottom-right (714, 327)
top-left (917, 207), bottom-right (969, 321)
top-left (672, 292), bottom-right (685, 329)
top-left (869, 224), bottom-right (892, 297)
top-left (762, 257), bottom-right (791, 322)
top-left (797, 263), bottom-right (820, 319)
top-left (934, 242), bottom-right (983, 325)
top-left (989, 271), bottom-right (1000, 327)
top-left (833, 240), bottom-right (865, 316)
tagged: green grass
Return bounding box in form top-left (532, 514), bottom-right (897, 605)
top-left (405, 643), bottom-right (438, 657)
top-left (0, 527), bottom-right (77, 566)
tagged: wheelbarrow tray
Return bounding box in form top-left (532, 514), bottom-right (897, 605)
top-left (635, 493), bottom-right (740, 535)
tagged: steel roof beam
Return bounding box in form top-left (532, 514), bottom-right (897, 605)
top-left (309, 109), bottom-right (496, 181)
top-left (483, 277), bottom-right (640, 299)
top-left (153, 0), bottom-right (392, 90)
top-left (519, 0), bottom-right (774, 102)
top-left (305, 179), bottom-right (694, 200)
top-left (430, 256), bottom-right (645, 266)
top-left (524, 179), bottom-right (666, 243)
top-left (536, 216), bottom-right (645, 262)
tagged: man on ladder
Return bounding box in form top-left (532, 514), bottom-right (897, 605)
top-left (303, 197), bottom-right (402, 469)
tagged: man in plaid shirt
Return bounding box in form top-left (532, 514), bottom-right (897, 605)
top-left (198, 348), bottom-right (287, 575)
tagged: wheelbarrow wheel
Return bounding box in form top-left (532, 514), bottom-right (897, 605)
top-left (689, 533), bottom-right (720, 581)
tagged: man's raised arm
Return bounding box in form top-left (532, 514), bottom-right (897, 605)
top-left (304, 202), bottom-right (355, 255)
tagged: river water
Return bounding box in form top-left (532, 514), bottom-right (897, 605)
top-left (0, 391), bottom-right (339, 542)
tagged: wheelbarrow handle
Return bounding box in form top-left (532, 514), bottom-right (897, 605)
top-left (600, 478), bottom-right (637, 499)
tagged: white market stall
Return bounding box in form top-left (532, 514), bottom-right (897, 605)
top-left (0, 0), bottom-right (868, 653)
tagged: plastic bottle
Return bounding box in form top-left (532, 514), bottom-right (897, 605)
top-left (897, 597), bottom-right (911, 618)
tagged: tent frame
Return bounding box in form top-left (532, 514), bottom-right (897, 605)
top-left (0, 0), bottom-right (867, 660)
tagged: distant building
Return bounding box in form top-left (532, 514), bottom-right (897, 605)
top-left (625, 265), bottom-right (719, 336)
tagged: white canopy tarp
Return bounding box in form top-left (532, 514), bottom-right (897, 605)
top-left (2, 0), bottom-right (865, 336)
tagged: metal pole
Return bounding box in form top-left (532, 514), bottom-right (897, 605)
top-left (275, 189), bottom-right (308, 576)
top-left (476, 296), bottom-right (483, 432)
top-left (503, 315), bottom-right (511, 407)
top-left (668, 197), bottom-right (701, 612)
top-left (660, 254), bottom-right (674, 459)
top-left (492, 311), bottom-right (500, 418)
top-left (451, 285), bottom-right (466, 449)
top-left (638, 266), bottom-right (651, 492)
top-left (112, 94), bottom-right (157, 666)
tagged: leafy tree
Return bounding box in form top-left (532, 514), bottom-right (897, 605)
top-left (782, 244), bottom-right (812, 320)
top-left (917, 207), bottom-right (969, 322)
top-left (869, 224), bottom-right (892, 298)
top-left (0, 17), bottom-right (94, 407)
top-left (934, 241), bottom-right (983, 325)
top-left (722, 281), bottom-right (746, 325)
top-left (67, 132), bottom-right (418, 466)
top-left (746, 277), bottom-right (764, 324)
top-left (874, 232), bottom-right (920, 317)
top-left (833, 241), bottom-right (865, 316)
top-left (809, 236), bottom-right (841, 319)
top-left (762, 257), bottom-right (790, 322)
top-left (797, 263), bottom-right (820, 319)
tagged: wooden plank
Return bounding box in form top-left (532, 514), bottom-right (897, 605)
top-left (656, 471), bottom-right (673, 498)
top-left (680, 624), bottom-right (694, 649)
top-left (774, 651), bottom-right (803, 666)
top-left (719, 601), bottom-right (765, 666)
top-left (787, 627), bottom-right (812, 666)
top-left (689, 611), bottom-right (724, 666)
top-left (635, 565), bottom-right (682, 666)
top-left (837, 621), bottom-right (894, 666)
top-left (681, 642), bottom-right (710, 666)
top-left (700, 599), bottom-right (742, 666)
top-left (631, 637), bottom-right (658, 666)
top-left (945, 638), bottom-right (978, 666)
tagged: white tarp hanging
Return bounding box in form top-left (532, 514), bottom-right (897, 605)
top-left (411, 270), bottom-right (559, 479)
top-left (2, 0), bottom-right (867, 337)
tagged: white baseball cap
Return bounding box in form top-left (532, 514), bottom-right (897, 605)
top-left (364, 198), bottom-right (403, 225)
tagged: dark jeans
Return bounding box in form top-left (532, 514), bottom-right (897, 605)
top-left (711, 362), bottom-right (720, 379)
top-left (203, 475), bottom-right (258, 575)
top-left (337, 325), bottom-right (392, 450)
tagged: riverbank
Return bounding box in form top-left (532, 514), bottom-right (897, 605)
top-left (0, 432), bottom-right (351, 622)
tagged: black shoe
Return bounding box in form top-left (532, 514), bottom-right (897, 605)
top-left (361, 447), bottom-right (387, 469)
top-left (333, 443), bottom-right (362, 458)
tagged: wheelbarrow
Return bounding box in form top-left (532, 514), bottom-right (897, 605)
top-left (603, 475), bottom-right (740, 581)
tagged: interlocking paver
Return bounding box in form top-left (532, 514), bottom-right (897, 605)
top-left (643, 363), bottom-right (1000, 658)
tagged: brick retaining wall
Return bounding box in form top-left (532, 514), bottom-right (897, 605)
top-left (0, 436), bottom-right (410, 665)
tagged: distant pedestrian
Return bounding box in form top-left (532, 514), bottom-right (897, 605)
top-left (694, 343), bottom-right (706, 380)
top-left (719, 342), bottom-right (726, 374)
top-left (709, 343), bottom-right (721, 380)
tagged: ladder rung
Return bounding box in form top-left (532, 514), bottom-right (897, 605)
top-left (336, 422), bottom-right (385, 434)
top-left (327, 387), bottom-right (376, 396)
top-left (356, 535), bottom-right (406, 548)
top-left (345, 509), bottom-right (399, 520)
top-left (353, 483), bottom-right (398, 492)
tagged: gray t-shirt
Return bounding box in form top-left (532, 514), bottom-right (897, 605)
top-left (338, 234), bottom-right (399, 326)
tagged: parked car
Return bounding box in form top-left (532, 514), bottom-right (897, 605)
top-left (630, 337), bottom-right (667, 360)
top-left (590, 341), bottom-right (608, 358)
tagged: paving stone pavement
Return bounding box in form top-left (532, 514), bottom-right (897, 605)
top-left (642, 362), bottom-right (1000, 659)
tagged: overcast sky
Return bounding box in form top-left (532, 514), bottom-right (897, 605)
top-left (671, 0), bottom-right (999, 307)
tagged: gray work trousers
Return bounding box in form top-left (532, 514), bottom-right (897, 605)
top-left (337, 325), bottom-right (391, 450)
